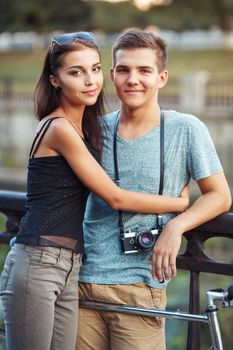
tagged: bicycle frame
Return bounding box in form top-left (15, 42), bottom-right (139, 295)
top-left (80, 285), bottom-right (233, 350)
top-left (205, 287), bottom-right (233, 350)
top-left (0, 286), bottom-right (232, 349)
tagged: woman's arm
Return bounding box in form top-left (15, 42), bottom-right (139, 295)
top-left (45, 119), bottom-right (189, 214)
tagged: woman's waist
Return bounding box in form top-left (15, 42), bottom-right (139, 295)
top-left (16, 234), bottom-right (84, 253)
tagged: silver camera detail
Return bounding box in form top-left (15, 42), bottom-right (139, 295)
top-left (121, 229), bottom-right (160, 254)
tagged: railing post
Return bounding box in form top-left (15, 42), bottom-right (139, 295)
top-left (3, 78), bottom-right (13, 101)
top-left (186, 271), bottom-right (200, 350)
top-left (180, 71), bottom-right (209, 113)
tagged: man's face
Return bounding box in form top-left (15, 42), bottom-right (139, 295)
top-left (110, 48), bottom-right (168, 110)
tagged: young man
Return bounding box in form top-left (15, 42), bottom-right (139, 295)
top-left (76, 29), bottom-right (231, 350)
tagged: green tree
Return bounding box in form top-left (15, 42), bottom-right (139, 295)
top-left (0, 0), bottom-right (92, 32)
top-left (0, 0), bottom-right (233, 33)
top-left (212, 0), bottom-right (233, 31)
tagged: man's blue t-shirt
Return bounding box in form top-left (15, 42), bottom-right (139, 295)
top-left (79, 110), bottom-right (223, 288)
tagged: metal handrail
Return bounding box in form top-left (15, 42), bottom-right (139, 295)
top-left (0, 190), bottom-right (233, 350)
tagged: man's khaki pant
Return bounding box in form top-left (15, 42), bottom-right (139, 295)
top-left (77, 282), bottom-right (167, 350)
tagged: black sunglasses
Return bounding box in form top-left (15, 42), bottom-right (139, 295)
top-left (51, 31), bottom-right (98, 47)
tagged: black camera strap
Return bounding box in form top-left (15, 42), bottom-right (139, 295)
top-left (113, 110), bottom-right (164, 234)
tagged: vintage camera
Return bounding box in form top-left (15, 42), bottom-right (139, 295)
top-left (121, 228), bottom-right (160, 254)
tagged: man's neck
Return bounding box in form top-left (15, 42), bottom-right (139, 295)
top-left (118, 104), bottom-right (161, 140)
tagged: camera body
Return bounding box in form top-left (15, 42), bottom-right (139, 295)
top-left (121, 228), bottom-right (160, 254)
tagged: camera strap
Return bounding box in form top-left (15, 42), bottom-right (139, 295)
top-left (113, 110), bottom-right (164, 234)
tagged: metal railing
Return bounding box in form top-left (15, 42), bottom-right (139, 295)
top-left (1, 76), bottom-right (233, 113)
top-left (0, 189), bottom-right (233, 350)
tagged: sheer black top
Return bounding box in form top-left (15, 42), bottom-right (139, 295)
top-left (16, 117), bottom-right (99, 253)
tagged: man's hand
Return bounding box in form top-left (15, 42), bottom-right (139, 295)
top-left (150, 219), bottom-right (184, 282)
top-left (150, 173), bottom-right (231, 282)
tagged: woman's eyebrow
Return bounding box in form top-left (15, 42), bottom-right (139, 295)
top-left (68, 61), bottom-right (101, 69)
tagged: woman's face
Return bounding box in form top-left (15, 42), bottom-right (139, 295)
top-left (51, 47), bottom-right (103, 107)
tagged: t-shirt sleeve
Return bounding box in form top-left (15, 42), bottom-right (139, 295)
top-left (187, 119), bottom-right (223, 181)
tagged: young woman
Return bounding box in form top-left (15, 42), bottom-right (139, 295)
top-left (0, 32), bottom-right (189, 350)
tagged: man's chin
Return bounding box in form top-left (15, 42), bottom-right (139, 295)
top-left (121, 101), bottom-right (144, 110)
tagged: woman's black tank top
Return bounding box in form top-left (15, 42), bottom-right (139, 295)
top-left (16, 117), bottom-right (99, 253)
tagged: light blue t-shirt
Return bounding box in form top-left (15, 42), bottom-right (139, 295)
top-left (79, 110), bottom-right (223, 288)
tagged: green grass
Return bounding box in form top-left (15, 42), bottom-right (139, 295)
top-left (1, 47), bottom-right (232, 99)
top-left (167, 49), bottom-right (233, 78)
top-left (0, 47), bottom-right (233, 81)
top-left (0, 49), bottom-right (45, 79)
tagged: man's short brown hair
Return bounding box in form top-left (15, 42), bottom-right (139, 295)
top-left (112, 28), bottom-right (167, 72)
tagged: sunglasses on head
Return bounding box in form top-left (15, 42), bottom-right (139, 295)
top-left (51, 31), bottom-right (98, 47)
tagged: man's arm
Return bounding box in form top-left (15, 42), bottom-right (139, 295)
top-left (151, 172), bottom-right (232, 282)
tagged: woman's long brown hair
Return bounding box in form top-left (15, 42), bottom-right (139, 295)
top-left (34, 39), bottom-right (106, 151)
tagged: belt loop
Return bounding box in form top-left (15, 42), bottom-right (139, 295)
top-left (59, 248), bottom-right (63, 260)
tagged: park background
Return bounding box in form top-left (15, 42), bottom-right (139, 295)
top-left (0, 0), bottom-right (233, 349)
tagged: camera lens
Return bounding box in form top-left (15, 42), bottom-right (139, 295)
top-left (136, 231), bottom-right (155, 251)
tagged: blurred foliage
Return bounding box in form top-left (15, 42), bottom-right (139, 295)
top-left (0, 0), bottom-right (92, 32)
top-left (0, 0), bottom-right (233, 33)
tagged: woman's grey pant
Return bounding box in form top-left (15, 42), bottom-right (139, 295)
top-left (0, 243), bottom-right (82, 350)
